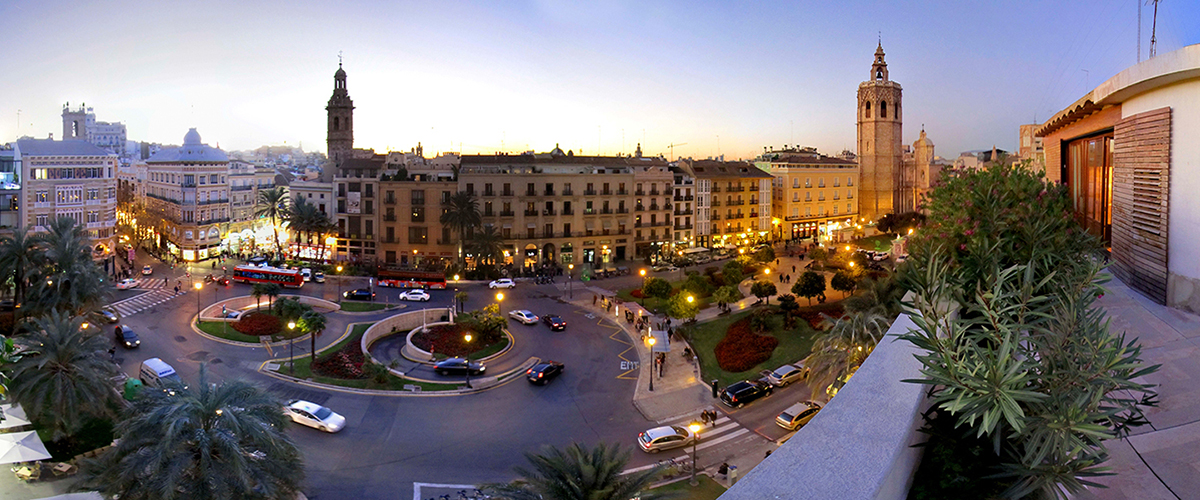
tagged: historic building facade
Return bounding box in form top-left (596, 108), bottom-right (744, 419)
top-left (14, 138), bottom-right (119, 258)
top-left (856, 43), bottom-right (903, 222)
top-left (144, 129), bottom-right (230, 261)
top-left (756, 148), bottom-right (858, 242)
top-left (682, 159), bottom-right (773, 249)
top-left (326, 63), bottom-right (354, 168)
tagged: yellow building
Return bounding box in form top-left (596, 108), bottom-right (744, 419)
top-left (756, 147), bottom-right (859, 242)
top-left (681, 159), bottom-right (773, 249)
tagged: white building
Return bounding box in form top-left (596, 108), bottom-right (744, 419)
top-left (14, 138), bottom-right (119, 259)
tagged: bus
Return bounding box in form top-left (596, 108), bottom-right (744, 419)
top-left (231, 265), bottom-right (305, 288)
top-left (376, 269), bottom-right (447, 290)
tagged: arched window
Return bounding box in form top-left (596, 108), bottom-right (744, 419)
top-left (864, 101), bottom-right (871, 118)
top-left (876, 70), bottom-right (883, 80)
top-left (880, 101), bottom-right (888, 118)
top-left (333, 116), bottom-right (340, 130)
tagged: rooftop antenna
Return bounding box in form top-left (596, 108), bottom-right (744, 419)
top-left (1137, 0), bottom-right (1142, 62)
top-left (1148, 0), bottom-right (1161, 58)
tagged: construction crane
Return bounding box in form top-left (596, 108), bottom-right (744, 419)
top-left (666, 142), bottom-right (688, 161)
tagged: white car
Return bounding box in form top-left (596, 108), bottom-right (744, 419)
top-left (652, 265), bottom-right (679, 273)
top-left (766, 363), bottom-right (809, 387)
top-left (283, 400), bottom-right (346, 433)
top-left (489, 278), bottom-right (515, 289)
top-left (115, 278), bottom-right (139, 290)
top-left (398, 289), bottom-right (431, 302)
top-left (300, 268), bottom-right (313, 282)
top-left (638, 425), bottom-right (696, 453)
top-left (509, 310), bottom-right (538, 325)
top-left (141, 265), bottom-right (153, 275)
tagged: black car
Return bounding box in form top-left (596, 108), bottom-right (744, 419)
top-left (526, 361), bottom-right (565, 385)
top-left (343, 288), bottom-right (375, 301)
top-left (719, 379), bottom-right (773, 408)
top-left (434, 357), bottom-right (486, 376)
top-left (542, 314), bottom-right (567, 331)
top-left (114, 325), bottom-right (140, 349)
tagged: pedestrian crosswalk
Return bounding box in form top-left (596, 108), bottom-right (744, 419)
top-left (124, 277), bottom-right (167, 289)
top-left (622, 413), bottom-right (758, 475)
top-left (110, 289), bottom-right (187, 317)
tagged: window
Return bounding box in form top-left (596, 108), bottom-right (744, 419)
top-left (36, 191), bottom-right (48, 203)
top-left (412, 207), bottom-right (425, 222)
top-left (1066, 133), bottom-right (1114, 242)
top-left (792, 178), bottom-right (799, 188)
top-left (864, 101), bottom-right (871, 118)
top-left (35, 215), bottom-right (48, 227)
top-left (792, 192), bottom-right (799, 202)
top-left (881, 101), bottom-right (887, 118)
top-left (408, 227), bottom-right (428, 244)
top-left (847, 177), bottom-right (854, 187)
top-left (411, 189), bottom-right (425, 205)
top-left (833, 178), bottom-right (840, 187)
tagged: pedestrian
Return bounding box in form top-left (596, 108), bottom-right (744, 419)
top-left (792, 264), bottom-right (796, 273)
top-left (164, 277), bottom-right (169, 287)
top-left (778, 274), bottom-right (783, 283)
top-left (765, 450), bottom-right (772, 459)
top-left (108, 347), bottom-right (116, 361)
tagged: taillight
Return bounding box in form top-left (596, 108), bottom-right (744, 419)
top-left (538, 373), bottom-right (543, 378)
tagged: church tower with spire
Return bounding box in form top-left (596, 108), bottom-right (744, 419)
top-left (856, 42), bottom-right (903, 222)
top-left (326, 60), bottom-right (354, 167)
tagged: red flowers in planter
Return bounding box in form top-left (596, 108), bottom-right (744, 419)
top-left (232, 311), bottom-right (282, 336)
top-left (714, 318), bottom-right (779, 373)
top-left (411, 323), bottom-right (479, 357)
top-left (313, 349), bottom-right (365, 379)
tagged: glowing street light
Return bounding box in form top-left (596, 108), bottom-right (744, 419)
top-left (288, 321), bottom-right (297, 374)
top-left (464, 333), bottom-right (475, 388)
top-left (194, 282), bottom-right (203, 323)
top-left (647, 336), bottom-right (657, 392)
top-left (688, 420), bottom-right (704, 486)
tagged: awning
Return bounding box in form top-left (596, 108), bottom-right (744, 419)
top-left (650, 329), bottom-right (670, 353)
top-left (527, 223), bottom-right (536, 229)
top-left (585, 221), bottom-right (595, 230)
top-left (502, 224), bottom-right (512, 229)
top-left (0, 404), bottom-right (32, 430)
top-left (602, 220), bottom-right (612, 228)
top-left (683, 247), bottom-right (710, 255)
top-left (0, 430), bottom-right (52, 464)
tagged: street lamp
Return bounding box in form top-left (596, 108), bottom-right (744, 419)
top-left (495, 292), bottom-right (504, 315)
top-left (567, 264), bottom-right (574, 300)
top-left (336, 265), bottom-right (344, 300)
top-left (639, 269), bottom-right (647, 307)
top-left (287, 321), bottom-right (296, 375)
top-left (648, 335), bottom-right (656, 392)
top-left (463, 333), bottom-right (474, 389)
top-left (688, 420), bottom-right (703, 486)
top-left (194, 282), bottom-right (203, 323)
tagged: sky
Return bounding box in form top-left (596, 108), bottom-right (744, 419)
top-left (2, 0), bottom-right (1197, 161)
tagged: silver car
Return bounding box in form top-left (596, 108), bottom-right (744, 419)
top-left (766, 363), bottom-right (809, 387)
top-left (637, 425), bottom-right (695, 453)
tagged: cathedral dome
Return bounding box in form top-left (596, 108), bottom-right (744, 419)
top-left (335, 65), bottom-right (346, 79)
top-left (183, 128), bottom-right (202, 146)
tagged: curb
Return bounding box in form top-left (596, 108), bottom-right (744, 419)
top-left (190, 314), bottom-right (313, 348)
top-left (336, 304), bottom-right (407, 315)
top-left (256, 356), bottom-right (540, 397)
top-left (398, 329), bottom-right (515, 366)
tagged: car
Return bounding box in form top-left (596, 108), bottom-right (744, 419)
top-left (342, 288), bottom-right (375, 301)
top-left (434, 357), bottom-right (486, 376)
top-left (97, 309), bottom-right (119, 324)
top-left (652, 265), bottom-right (679, 273)
top-left (526, 361), bottom-right (565, 385)
top-left (872, 251), bottom-right (890, 262)
top-left (224, 310), bottom-right (243, 320)
top-left (509, 310), bottom-right (538, 325)
top-left (398, 289), bottom-right (431, 302)
top-left (542, 314), bottom-right (567, 331)
top-left (114, 325), bottom-right (140, 349)
top-left (637, 425), bottom-right (696, 453)
top-left (895, 254), bottom-right (908, 264)
top-left (313, 271), bottom-right (326, 283)
top-left (766, 363), bottom-right (809, 387)
top-left (300, 268), bottom-right (312, 282)
top-left (141, 265), bottom-right (153, 275)
top-left (214, 275), bottom-right (231, 286)
top-left (489, 278), bottom-right (515, 289)
top-left (115, 278), bottom-right (139, 290)
top-left (720, 379), bottom-right (773, 408)
top-left (776, 401), bottom-right (823, 430)
top-left (283, 400), bottom-right (346, 433)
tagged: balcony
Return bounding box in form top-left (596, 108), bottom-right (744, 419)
top-left (526, 190), bottom-right (537, 197)
top-left (384, 196), bottom-right (396, 205)
top-left (562, 189), bottom-right (573, 196)
top-left (198, 198), bottom-right (230, 206)
top-left (749, 199), bottom-right (759, 205)
top-left (635, 235), bottom-right (644, 241)
top-left (231, 185), bottom-right (253, 192)
top-left (733, 186), bottom-right (745, 192)
top-left (674, 195), bottom-right (693, 201)
top-left (583, 208), bottom-right (595, 215)
top-left (584, 189), bottom-right (597, 196)
top-left (617, 189), bottom-right (628, 195)
top-left (601, 190), bottom-right (612, 196)
top-left (712, 214), bottom-right (721, 221)
top-left (500, 210), bottom-right (515, 217)
top-left (674, 223), bottom-right (693, 230)
top-left (197, 217), bottom-right (231, 225)
top-left (601, 208), bottom-right (613, 215)
top-left (502, 190), bottom-right (514, 196)
top-left (712, 200), bottom-right (721, 207)
top-left (524, 210), bottom-right (538, 216)
top-left (650, 190), bottom-right (660, 196)
top-left (484, 211), bottom-right (494, 217)
top-left (616, 207), bottom-right (629, 214)
top-left (381, 236), bottom-right (397, 244)
top-left (634, 222), bottom-right (642, 228)
top-left (635, 206), bottom-right (645, 212)
top-left (712, 187), bottom-right (721, 193)
top-left (384, 214), bottom-right (396, 222)
top-left (635, 189), bottom-right (646, 196)
top-left (543, 231), bottom-right (554, 238)
top-left (649, 204), bottom-right (659, 211)
top-left (544, 190), bottom-right (555, 196)
top-left (562, 208), bottom-right (574, 216)
top-left (484, 190), bottom-right (495, 197)
top-left (674, 209), bottom-right (692, 216)
top-left (543, 209), bottom-right (556, 216)
top-left (750, 212), bottom-right (759, 218)
top-left (664, 202), bottom-right (672, 210)
top-left (729, 200), bottom-right (744, 206)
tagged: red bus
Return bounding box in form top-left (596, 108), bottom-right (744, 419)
top-left (377, 270), bottom-right (447, 290)
top-left (232, 265), bottom-right (305, 288)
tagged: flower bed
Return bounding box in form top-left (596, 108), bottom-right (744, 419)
top-left (231, 311), bottom-right (282, 336)
top-left (410, 323), bottom-right (478, 357)
top-left (312, 341), bottom-right (366, 379)
top-left (795, 305), bottom-right (844, 330)
top-left (714, 317), bottom-right (780, 372)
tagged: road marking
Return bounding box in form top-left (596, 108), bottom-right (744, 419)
top-left (621, 416), bottom-right (759, 475)
top-left (111, 289), bottom-right (187, 317)
top-left (413, 482), bottom-right (478, 500)
top-left (600, 315), bottom-right (638, 380)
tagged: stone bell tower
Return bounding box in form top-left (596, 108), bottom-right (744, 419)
top-left (326, 60), bottom-right (355, 167)
top-left (856, 42), bottom-right (903, 222)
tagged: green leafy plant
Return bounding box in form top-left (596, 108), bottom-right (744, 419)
top-left (641, 277), bottom-right (672, 303)
top-left (793, 271), bottom-right (826, 305)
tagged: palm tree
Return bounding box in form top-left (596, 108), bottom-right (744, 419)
top-left (439, 191), bottom-right (481, 268)
top-left (298, 310), bottom-right (327, 365)
top-left (803, 310), bottom-right (890, 401)
top-left (74, 365), bottom-right (304, 500)
top-left (486, 443), bottom-right (667, 500)
top-left (469, 225), bottom-right (506, 266)
top-left (5, 311), bottom-right (120, 440)
top-left (24, 217), bottom-right (111, 317)
top-left (252, 283), bottom-right (268, 310)
top-left (0, 227), bottom-right (38, 315)
top-left (264, 283), bottom-right (282, 309)
top-left (256, 187), bottom-right (289, 258)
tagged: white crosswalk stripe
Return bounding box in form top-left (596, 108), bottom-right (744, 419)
top-left (132, 277), bottom-right (166, 289)
top-left (110, 289), bottom-right (187, 318)
top-left (622, 415), bottom-right (759, 475)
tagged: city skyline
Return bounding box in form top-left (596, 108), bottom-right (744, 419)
top-left (3, 0), bottom-right (1197, 159)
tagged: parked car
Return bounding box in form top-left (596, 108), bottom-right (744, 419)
top-left (509, 310), bottom-right (539, 325)
top-left (300, 268), bottom-right (313, 282)
top-left (141, 265), bottom-right (153, 275)
top-left (766, 363), bottom-right (809, 387)
top-left (526, 361), bottom-right (565, 385)
top-left (139, 358), bottom-right (185, 389)
top-left (652, 265), bottom-right (678, 273)
top-left (114, 325), bottom-right (140, 349)
top-left (638, 425), bottom-right (696, 453)
top-left (776, 401), bottom-right (823, 430)
top-left (489, 278), bottom-right (516, 289)
top-left (284, 400), bottom-right (346, 433)
top-left (871, 251), bottom-right (890, 261)
top-left (542, 314), bottom-right (567, 331)
top-left (343, 288), bottom-right (375, 301)
top-left (115, 278), bottom-right (139, 290)
top-left (434, 357), bottom-right (486, 376)
top-left (314, 271), bottom-right (326, 283)
top-left (398, 289), bottom-right (431, 302)
top-left (895, 254), bottom-right (908, 264)
top-left (720, 379), bottom-right (773, 408)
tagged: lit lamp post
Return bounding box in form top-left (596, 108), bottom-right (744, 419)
top-left (639, 269), bottom-right (647, 307)
top-left (567, 264), bottom-right (574, 299)
top-left (194, 282), bottom-right (203, 323)
top-left (463, 333), bottom-right (474, 389)
top-left (336, 265), bottom-right (344, 300)
top-left (287, 321), bottom-right (296, 374)
top-left (495, 292), bottom-right (504, 315)
top-left (688, 420), bottom-right (703, 486)
top-left (647, 335), bottom-right (656, 392)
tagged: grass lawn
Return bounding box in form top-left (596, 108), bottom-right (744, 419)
top-left (851, 234), bottom-right (897, 251)
top-left (339, 301), bottom-right (392, 312)
top-left (616, 279), bottom-right (715, 314)
top-left (686, 306), bottom-right (820, 387)
top-left (649, 476), bottom-right (727, 500)
top-left (197, 319), bottom-right (308, 343)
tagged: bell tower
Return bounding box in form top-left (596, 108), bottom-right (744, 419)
top-left (326, 59), bottom-right (354, 167)
top-left (856, 42), bottom-right (903, 222)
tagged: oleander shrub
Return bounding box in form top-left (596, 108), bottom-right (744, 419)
top-left (714, 317), bottom-right (778, 372)
top-left (231, 311), bottom-right (282, 336)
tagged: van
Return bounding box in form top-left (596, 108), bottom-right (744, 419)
top-left (139, 358), bottom-right (185, 389)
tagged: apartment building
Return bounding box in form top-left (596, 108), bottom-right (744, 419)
top-left (681, 160), bottom-right (773, 249)
top-left (459, 147), bottom-right (673, 269)
top-left (13, 138), bottom-right (119, 258)
top-left (756, 148), bottom-right (859, 242)
top-left (378, 172), bottom-right (458, 268)
top-left (0, 147), bottom-right (21, 234)
top-left (670, 165), bottom-right (696, 252)
top-left (144, 129), bottom-right (230, 261)
top-left (227, 159), bottom-right (279, 255)
top-left (329, 153), bottom-right (385, 263)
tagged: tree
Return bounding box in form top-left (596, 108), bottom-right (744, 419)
top-left (681, 271), bottom-right (713, 297)
top-left (750, 280), bottom-right (777, 305)
top-left (5, 311), bottom-right (120, 440)
top-left (298, 310), bottom-right (327, 366)
top-left (75, 365), bottom-right (304, 500)
top-left (830, 270), bottom-right (858, 298)
top-left (753, 246), bottom-right (776, 264)
top-left (778, 294), bottom-right (799, 327)
top-left (456, 303), bottom-right (508, 344)
top-left (0, 337), bottom-right (22, 398)
top-left (712, 285), bottom-right (742, 312)
top-left (264, 283), bottom-right (282, 309)
top-left (272, 297), bottom-right (311, 324)
top-left (28, 217), bottom-right (111, 317)
top-left (251, 283), bottom-right (268, 310)
top-left (793, 271), bottom-right (826, 306)
top-left (468, 225), bottom-right (506, 266)
top-left (0, 227), bottom-right (37, 311)
top-left (455, 291), bottom-right (468, 313)
top-left (485, 443), bottom-right (666, 500)
top-left (721, 259), bottom-right (744, 287)
top-left (666, 293), bottom-right (699, 321)
top-left (255, 187), bottom-right (290, 258)
top-left (641, 277), bottom-right (672, 305)
top-left (439, 191), bottom-right (482, 268)
top-left (808, 246), bottom-right (828, 262)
